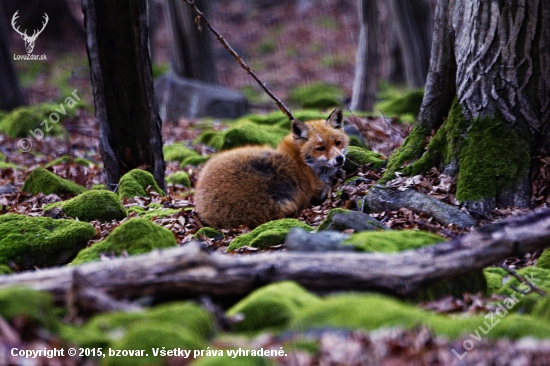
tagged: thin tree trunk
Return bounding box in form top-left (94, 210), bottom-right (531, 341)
top-left (0, 4), bottom-right (25, 111)
top-left (164, 0), bottom-right (217, 83)
top-left (83, 0), bottom-right (165, 191)
top-left (350, 0), bottom-right (379, 112)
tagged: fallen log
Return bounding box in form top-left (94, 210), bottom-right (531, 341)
top-left (1, 209), bottom-right (550, 305)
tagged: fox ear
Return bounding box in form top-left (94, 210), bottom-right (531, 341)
top-left (291, 119), bottom-right (310, 140)
top-left (326, 108), bottom-right (343, 129)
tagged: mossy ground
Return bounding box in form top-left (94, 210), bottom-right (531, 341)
top-left (536, 249), bottom-right (550, 270)
top-left (22, 167), bottom-right (87, 195)
top-left (163, 144), bottom-right (208, 167)
top-left (44, 155), bottom-right (96, 168)
top-left (0, 287), bottom-right (60, 332)
top-left (166, 171), bottom-right (191, 187)
top-left (343, 146), bottom-right (386, 174)
top-left (194, 227), bottom-right (223, 240)
top-left (118, 169), bottom-right (165, 199)
top-left (343, 230), bottom-right (444, 252)
top-left (50, 190), bottom-right (127, 222)
top-left (227, 219), bottom-right (312, 251)
top-left (70, 218), bottom-right (177, 265)
top-left (127, 206), bottom-right (179, 220)
top-left (227, 281), bottom-right (322, 332)
top-left (376, 89), bottom-right (424, 122)
top-left (0, 103), bottom-right (66, 138)
top-left (0, 214), bottom-right (96, 267)
top-left (288, 83), bottom-right (343, 109)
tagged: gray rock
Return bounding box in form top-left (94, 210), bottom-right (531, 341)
top-left (363, 184), bottom-right (476, 229)
top-left (155, 73), bottom-right (248, 121)
top-left (285, 228), bottom-right (354, 252)
top-left (318, 209), bottom-right (388, 232)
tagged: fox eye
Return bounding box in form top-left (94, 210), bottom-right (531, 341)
top-left (316, 146), bottom-right (326, 151)
top-left (335, 140), bottom-right (341, 146)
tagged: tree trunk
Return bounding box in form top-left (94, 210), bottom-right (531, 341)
top-left (350, 0), bottom-right (380, 112)
top-left (384, 0), bottom-right (550, 212)
top-left (82, 0), bottom-right (166, 191)
top-left (164, 0), bottom-right (218, 83)
top-left (0, 4), bottom-right (25, 111)
top-left (388, 0), bottom-right (433, 88)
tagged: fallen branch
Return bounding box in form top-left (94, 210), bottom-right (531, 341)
top-left (1, 209), bottom-right (550, 305)
top-left (182, 0), bottom-right (294, 120)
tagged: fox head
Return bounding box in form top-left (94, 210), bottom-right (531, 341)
top-left (291, 108), bottom-right (349, 182)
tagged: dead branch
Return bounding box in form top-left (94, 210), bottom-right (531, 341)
top-left (182, 0), bottom-right (294, 121)
top-left (1, 209), bottom-right (550, 304)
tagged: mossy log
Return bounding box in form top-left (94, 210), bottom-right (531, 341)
top-left (1, 210), bottom-right (550, 306)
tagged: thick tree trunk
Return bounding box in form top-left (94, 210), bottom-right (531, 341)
top-left (164, 0), bottom-right (217, 83)
top-left (388, 0), bottom-right (432, 88)
top-left (350, 0), bottom-right (380, 112)
top-left (0, 4), bottom-right (25, 111)
top-left (83, 0), bottom-right (166, 191)
top-left (384, 0), bottom-right (550, 212)
top-left (1, 209), bottom-right (549, 305)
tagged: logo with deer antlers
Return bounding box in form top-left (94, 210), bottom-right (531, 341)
top-left (11, 11), bottom-right (49, 54)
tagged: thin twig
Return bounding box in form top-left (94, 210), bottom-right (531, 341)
top-left (182, 0), bottom-right (294, 121)
top-left (499, 263), bottom-right (547, 297)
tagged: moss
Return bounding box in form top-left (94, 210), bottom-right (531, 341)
top-left (166, 171), bottom-right (191, 187)
top-left (291, 292), bottom-right (550, 340)
top-left (316, 208), bottom-right (348, 231)
top-left (343, 146), bottom-right (386, 174)
top-left (456, 114), bottom-right (530, 202)
top-left (44, 155), bottom-right (95, 168)
top-left (63, 301), bottom-right (213, 349)
top-left (118, 169), bottom-right (165, 199)
top-left (289, 83), bottom-right (343, 109)
top-left (0, 287), bottom-right (60, 332)
top-left (536, 249), bottom-right (550, 270)
top-left (0, 161), bottom-right (19, 170)
top-left (22, 167), bottom-right (87, 195)
top-left (495, 266), bottom-right (550, 314)
top-left (344, 230), bottom-right (444, 252)
top-left (221, 121), bottom-right (288, 150)
top-left (163, 144), bottom-right (199, 163)
top-left (0, 214), bottom-right (96, 267)
top-left (139, 208), bottom-right (179, 220)
top-left (181, 155), bottom-right (210, 167)
top-left (377, 89), bottom-right (424, 118)
top-left (227, 219), bottom-right (312, 252)
top-left (0, 103), bottom-right (65, 138)
top-left (48, 190), bottom-right (126, 222)
top-left (92, 184), bottom-right (107, 190)
top-left (227, 281), bottom-right (322, 332)
top-left (484, 267), bottom-right (508, 294)
top-left (194, 227), bottom-right (223, 240)
top-left (533, 296), bottom-right (550, 323)
top-left (0, 264), bottom-right (12, 274)
top-left (196, 130), bottom-right (225, 150)
top-left (70, 218), bottom-right (176, 265)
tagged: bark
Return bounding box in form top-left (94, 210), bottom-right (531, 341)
top-left (384, 0), bottom-right (550, 212)
top-left (350, 0), bottom-right (379, 112)
top-left (82, 0), bottom-right (166, 191)
top-left (1, 209), bottom-right (549, 304)
top-left (388, 0), bottom-right (433, 88)
top-left (0, 4), bottom-right (25, 111)
top-left (164, 0), bottom-right (217, 83)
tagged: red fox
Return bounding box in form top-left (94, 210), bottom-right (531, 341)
top-left (194, 108), bottom-right (349, 229)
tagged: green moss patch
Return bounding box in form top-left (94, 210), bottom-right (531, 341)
top-left (376, 89), bottom-right (424, 120)
top-left (44, 155), bottom-right (96, 168)
top-left (291, 292), bottom-right (550, 340)
top-left (344, 230), bottom-right (444, 252)
top-left (163, 144), bottom-right (200, 163)
top-left (0, 103), bottom-right (66, 138)
top-left (118, 169), bottom-right (165, 199)
top-left (166, 171), bottom-right (191, 187)
top-left (0, 214), bottom-right (96, 267)
top-left (0, 287), bottom-right (60, 332)
top-left (484, 267), bottom-right (508, 294)
top-left (51, 190), bottom-right (127, 222)
top-left (194, 227), bottom-right (223, 240)
top-left (0, 161), bottom-right (19, 170)
top-left (22, 167), bottom-right (87, 195)
top-left (495, 266), bottom-right (550, 314)
top-left (227, 219), bottom-right (312, 252)
top-left (221, 121), bottom-right (288, 150)
top-left (70, 218), bottom-right (176, 265)
top-left (289, 83), bottom-right (343, 109)
top-left (343, 146), bottom-right (386, 174)
top-left (536, 249), bottom-right (550, 270)
top-left (227, 281), bottom-right (322, 332)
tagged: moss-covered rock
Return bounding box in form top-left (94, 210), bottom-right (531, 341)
top-left (536, 249), bottom-right (550, 270)
top-left (317, 208), bottom-right (387, 232)
top-left (495, 266), bottom-right (550, 314)
top-left (181, 155), bottom-right (210, 167)
top-left (194, 227), bottom-right (223, 240)
top-left (343, 146), bottom-right (386, 174)
top-left (377, 89), bottom-right (424, 119)
top-left (166, 171), bottom-right (191, 187)
top-left (227, 219), bottom-right (312, 252)
top-left (227, 281), bottom-right (322, 332)
top-left (139, 208), bottom-right (179, 220)
top-left (46, 190), bottom-right (126, 222)
top-left (289, 83), bottom-right (343, 109)
top-left (291, 292), bottom-right (550, 340)
top-left (163, 144), bottom-right (198, 162)
top-left (22, 167), bottom-right (87, 195)
top-left (533, 296), bottom-right (550, 323)
top-left (344, 230), bottom-right (444, 252)
top-left (484, 267), bottom-right (508, 294)
top-left (70, 218), bottom-right (176, 265)
top-left (0, 103), bottom-right (65, 138)
top-left (222, 122), bottom-right (288, 150)
top-left (0, 214), bottom-right (96, 267)
top-left (0, 287), bottom-right (60, 332)
top-left (118, 169), bottom-right (165, 199)
top-left (44, 155), bottom-right (96, 168)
